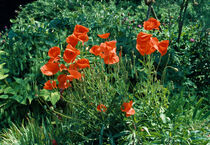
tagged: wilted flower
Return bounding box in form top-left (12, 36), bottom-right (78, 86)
top-left (138, 24), bottom-right (142, 28)
top-left (52, 139), bottom-right (58, 145)
top-left (190, 38), bottom-right (195, 42)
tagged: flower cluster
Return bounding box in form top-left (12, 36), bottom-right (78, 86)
top-left (89, 33), bottom-right (119, 64)
top-left (41, 18), bottom-right (169, 118)
top-left (41, 25), bottom-right (90, 90)
top-left (136, 18), bottom-right (169, 56)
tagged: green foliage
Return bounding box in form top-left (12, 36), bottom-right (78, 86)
top-left (0, 118), bottom-right (55, 145)
top-left (0, 0), bottom-right (209, 144)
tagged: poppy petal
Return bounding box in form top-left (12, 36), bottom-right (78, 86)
top-left (68, 70), bottom-right (82, 80)
top-left (66, 44), bottom-right (80, 55)
top-left (43, 80), bottom-right (57, 90)
top-left (48, 46), bottom-right (60, 58)
top-left (63, 49), bottom-right (79, 63)
top-left (98, 33), bottom-right (110, 39)
top-left (73, 25), bottom-right (89, 37)
top-left (158, 40), bottom-right (169, 56)
top-left (89, 45), bottom-right (101, 56)
top-left (78, 33), bottom-right (89, 44)
top-left (41, 62), bottom-right (59, 76)
top-left (143, 17), bottom-right (160, 30)
top-left (103, 54), bottom-right (119, 64)
top-left (75, 59), bottom-right (90, 69)
top-left (59, 64), bottom-right (68, 72)
top-left (66, 34), bottom-right (79, 48)
top-left (121, 100), bottom-right (133, 112)
top-left (126, 108), bottom-right (135, 117)
top-left (57, 74), bottom-right (71, 89)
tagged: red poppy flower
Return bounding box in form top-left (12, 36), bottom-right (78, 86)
top-left (100, 41), bottom-right (117, 57)
top-left (89, 45), bottom-right (101, 56)
top-left (77, 33), bottom-right (89, 44)
top-left (69, 63), bottom-right (78, 70)
top-left (40, 62), bottom-right (59, 76)
top-left (121, 100), bottom-right (135, 117)
top-left (43, 80), bottom-right (57, 90)
top-left (75, 59), bottom-right (90, 69)
top-left (66, 44), bottom-right (80, 54)
top-left (73, 25), bottom-right (89, 37)
top-left (136, 32), bottom-right (158, 56)
top-left (48, 46), bottom-right (60, 58)
top-left (48, 46), bottom-right (60, 63)
top-left (68, 69), bottom-right (82, 80)
top-left (63, 49), bottom-right (79, 63)
top-left (143, 17), bottom-right (160, 30)
top-left (125, 108), bottom-right (135, 117)
top-left (103, 53), bottom-right (119, 64)
top-left (97, 104), bottom-right (107, 112)
top-left (157, 40), bottom-right (169, 56)
top-left (98, 33), bottom-right (110, 39)
top-left (91, 40), bottom-right (119, 64)
top-left (105, 40), bottom-right (117, 48)
top-left (57, 74), bottom-right (71, 89)
top-left (137, 32), bottom-right (152, 42)
top-left (66, 34), bottom-right (79, 48)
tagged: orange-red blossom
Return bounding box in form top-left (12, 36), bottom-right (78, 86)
top-left (121, 100), bottom-right (135, 117)
top-left (136, 32), bottom-right (169, 56)
top-left (143, 17), bottom-right (160, 30)
top-left (97, 104), bottom-right (107, 112)
top-left (89, 40), bottom-right (119, 64)
top-left (98, 33), bottom-right (110, 39)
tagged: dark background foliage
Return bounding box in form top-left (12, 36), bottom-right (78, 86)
top-left (0, 0), bottom-right (36, 31)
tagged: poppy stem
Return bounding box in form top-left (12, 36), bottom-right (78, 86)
top-left (155, 55), bottom-right (162, 79)
top-left (151, 6), bottom-right (162, 32)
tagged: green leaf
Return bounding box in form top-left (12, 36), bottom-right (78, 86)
top-left (0, 95), bottom-right (8, 99)
top-left (14, 77), bottom-right (24, 84)
top-left (142, 126), bottom-right (151, 136)
top-left (39, 89), bottom-right (51, 101)
top-left (99, 124), bottom-right (105, 145)
top-left (193, 97), bottom-right (204, 119)
top-left (50, 92), bottom-right (60, 105)
top-left (0, 74), bottom-right (9, 80)
top-left (4, 87), bottom-right (16, 95)
top-left (11, 95), bottom-right (27, 104)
